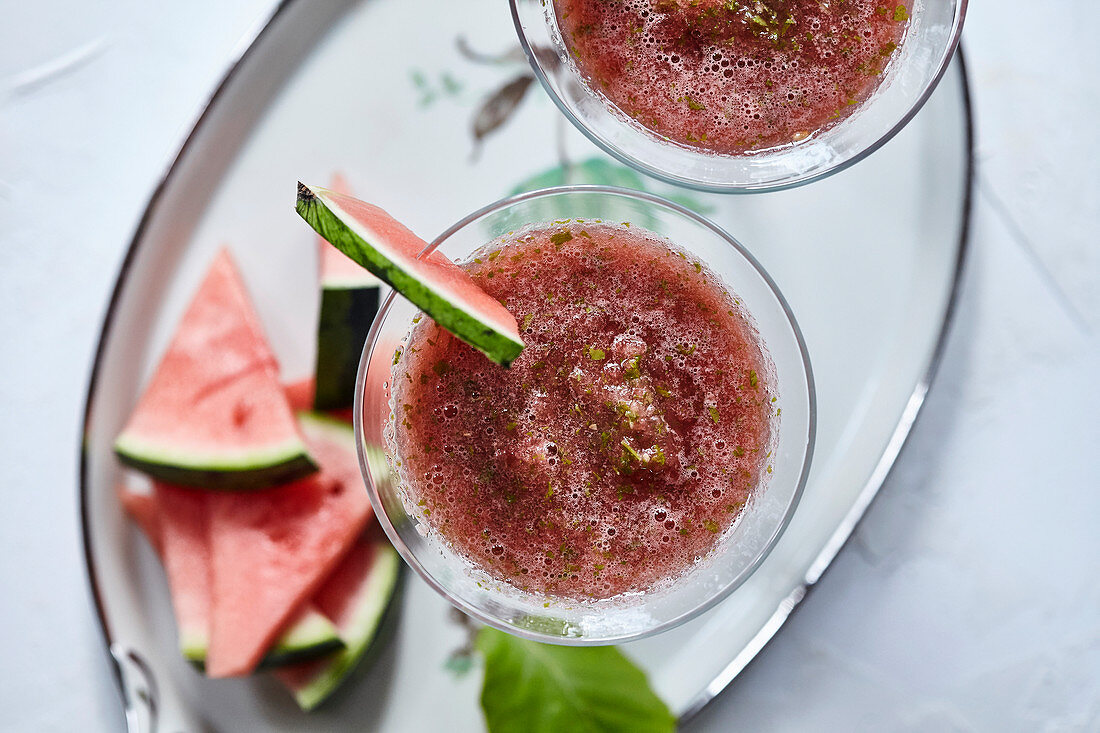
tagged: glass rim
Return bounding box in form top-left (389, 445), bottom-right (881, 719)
top-left (354, 185), bottom-right (818, 644)
top-left (510, 0), bottom-right (969, 194)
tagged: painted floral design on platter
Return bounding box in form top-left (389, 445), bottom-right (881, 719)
top-left (410, 36), bottom-right (712, 216)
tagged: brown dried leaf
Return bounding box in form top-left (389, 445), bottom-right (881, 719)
top-left (472, 74), bottom-right (535, 144)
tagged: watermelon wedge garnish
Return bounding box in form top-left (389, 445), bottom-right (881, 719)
top-left (295, 183), bottom-right (525, 366)
top-left (275, 530), bottom-right (402, 711)
top-left (114, 250), bottom-right (318, 490)
top-left (204, 412), bottom-right (373, 678)
top-left (120, 484), bottom-right (345, 669)
top-left (313, 175), bottom-right (385, 411)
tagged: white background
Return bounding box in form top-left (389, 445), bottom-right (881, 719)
top-left (1, 1), bottom-right (1097, 731)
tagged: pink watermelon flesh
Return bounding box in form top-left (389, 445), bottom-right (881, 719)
top-left (283, 378), bottom-right (315, 413)
top-left (274, 529), bottom-right (402, 710)
top-left (321, 190), bottom-right (507, 317)
top-left (152, 483), bottom-right (211, 661)
top-left (313, 534), bottom-right (382, 627)
top-left (205, 413), bottom-right (373, 678)
top-left (296, 184), bottom-right (524, 366)
top-left (114, 249), bottom-right (317, 489)
top-left (312, 174), bottom-right (386, 412)
top-left (317, 174), bottom-right (375, 286)
top-left (273, 537), bottom-right (380, 687)
top-left (122, 482), bottom-right (340, 668)
top-left (283, 378), bottom-right (354, 424)
top-left (118, 487), bottom-right (161, 554)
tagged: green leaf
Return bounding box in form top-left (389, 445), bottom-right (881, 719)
top-left (505, 156), bottom-right (715, 228)
top-left (477, 628), bottom-right (675, 733)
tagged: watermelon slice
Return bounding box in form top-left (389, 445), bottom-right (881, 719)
top-left (205, 412), bottom-right (373, 678)
top-left (120, 483), bottom-right (344, 668)
top-left (295, 183), bottom-right (524, 367)
top-left (283, 377), bottom-right (316, 413)
top-left (118, 486), bottom-right (161, 554)
top-left (152, 483), bottom-right (211, 662)
top-left (114, 250), bottom-right (317, 490)
top-left (275, 531), bottom-right (402, 711)
top-left (250, 605), bottom-right (344, 670)
top-left (283, 377), bottom-right (354, 425)
top-left (313, 175), bottom-right (385, 412)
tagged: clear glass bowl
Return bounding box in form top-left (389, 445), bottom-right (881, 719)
top-left (355, 186), bottom-right (816, 644)
top-left (511, 0), bottom-right (967, 193)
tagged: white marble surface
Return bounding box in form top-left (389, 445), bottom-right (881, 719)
top-left (1, 1), bottom-right (1097, 731)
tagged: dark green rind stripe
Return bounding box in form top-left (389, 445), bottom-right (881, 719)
top-left (189, 636), bottom-right (346, 673)
top-left (113, 448), bottom-right (318, 491)
top-left (296, 184), bottom-right (523, 367)
top-left (292, 554), bottom-right (406, 711)
top-left (258, 636), bottom-right (345, 670)
top-left (314, 285), bottom-right (380, 411)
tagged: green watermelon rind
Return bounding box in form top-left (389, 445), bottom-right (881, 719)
top-left (288, 544), bottom-right (403, 712)
top-left (296, 183), bottom-right (524, 367)
top-left (113, 434), bottom-right (317, 491)
top-left (295, 410), bottom-right (356, 451)
top-left (283, 411), bottom-right (405, 710)
top-left (259, 608), bottom-right (346, 670)
top-left (180, 628), bottom-right (209, 665)
top-left (313, 283), bottom-right (381, 412)
top-left (185, 607), bottom-right (346, 672)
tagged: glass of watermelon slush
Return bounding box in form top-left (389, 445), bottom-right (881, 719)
top-left (511, 0), bottom-right (967, 193)
top-left (355, 187), bottom-right (814, 644)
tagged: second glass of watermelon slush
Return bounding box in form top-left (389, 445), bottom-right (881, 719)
top-left (355, 187), bottom-right (814, 644)
top-left (511, 0), bottom-right (967, 193)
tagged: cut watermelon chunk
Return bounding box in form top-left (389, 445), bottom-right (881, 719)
top-left (120, 483), bottom-right (343, 669)
top-left (118, 486), bottom-right (161, 554)
top-left (152, 483), bottom-right (211, 662)
top-left (253, 605), bottom-right (344, 670)
top-left (205, 412), bottom-right (373, 678)
top-left (313, 175), bottom-right (384, 412)
top-left (283, 377), bottom-right (316, 413)
top-left (283, 378), bottom-right (354, 425)
top-left (114, 249), bottom-right (317, 490)
top-left (295, 183), bottom-right (524, 366)
top-left (275, 531), bottom-right (402, 711)
top-left (193, 604), bottom-right (343, 672)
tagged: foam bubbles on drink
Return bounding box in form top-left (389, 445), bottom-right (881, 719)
top-left (389, 222), bottom-right (773, 600)
top-left (555, 0), bottom-right (909, 152)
